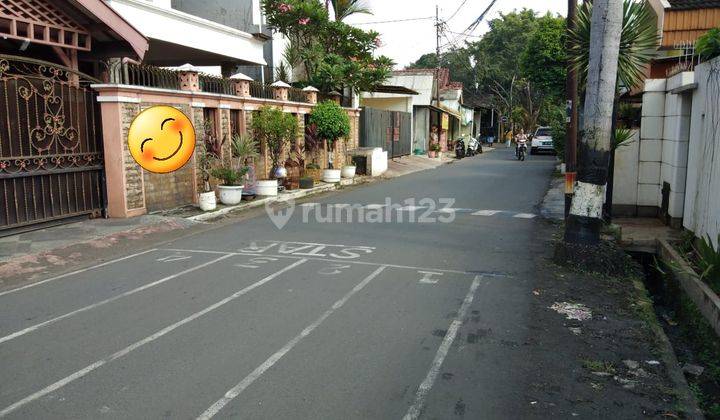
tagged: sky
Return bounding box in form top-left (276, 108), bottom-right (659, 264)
top-left (344, 0), bottom-right (567, 69)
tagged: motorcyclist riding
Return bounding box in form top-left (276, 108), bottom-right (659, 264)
top-left (515, 129), bottom-right (528, 158)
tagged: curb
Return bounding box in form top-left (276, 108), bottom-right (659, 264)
top-left (186, 178), bottom-right (360, 223)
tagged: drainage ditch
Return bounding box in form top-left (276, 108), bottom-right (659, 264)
top-left (632, 251), bottom-right (720, 418)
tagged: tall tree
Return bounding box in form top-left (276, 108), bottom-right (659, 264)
top-left (521, 13), bottom-right (567, 100)
top-left (330, 0), bottom-right (371, 21)
top-left (564, 0), bottom-right (624, 244)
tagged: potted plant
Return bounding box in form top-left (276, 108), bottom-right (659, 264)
top-left (428, 142), bottom-right (441, 158)
top-left (309, 100), bottom-right (350, 183)
top-left (304, 162), bottom-right (323, 182)
top-left (299, 177), bottom-right (314, 189)
top-left (210, 166), bottom-right (248, 205)
top-left (231, 133), bottom-right (259, 200)
top-left (251, 105), bottom-right (298, 195)
top-left (197, 121), bottom-right (225, 211)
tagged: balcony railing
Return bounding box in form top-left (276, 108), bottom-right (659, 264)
top-left (199, 74), bottom-right (235, 95)
top-left (249, 81), bottom-right (275, 100)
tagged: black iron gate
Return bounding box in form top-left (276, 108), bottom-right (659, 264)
top-left (0, 55), bottom-right (104, 233)
top-left (359, 107), bottom-right (412, 158)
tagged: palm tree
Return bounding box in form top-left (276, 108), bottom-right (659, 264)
top-left (329, 0), bottom-right (372, 22)
top-left (567, 0), bottom-right (659, 90)
top-left (564, 0), bottom-right (624, 245)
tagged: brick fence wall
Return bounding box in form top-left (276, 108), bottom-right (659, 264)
top-left (94, 84), bottom-right (360, 218)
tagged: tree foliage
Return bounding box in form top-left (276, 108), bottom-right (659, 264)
top-left (697, 28), bottom-right (720, 61)
top-left (251, 106), bottom-right (298, 170)
top-left (309, 100), bottom-right (351, 146)
top-left (568, 0), bottom-right (659, 90)
top-left (521, 14), bottom-right (567, 99)
top-left (262, 0), bottom-right (392, 92)
top-left (330, 0), bottom-right (371, 21)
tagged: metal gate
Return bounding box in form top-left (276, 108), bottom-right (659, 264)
top-left (359, 107), bottom-right (412, 158)
top-left (0, 55), bottom-right (104, 233)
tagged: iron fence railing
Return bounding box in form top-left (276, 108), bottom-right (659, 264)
top-left (199, 74), bottom-right (235, 95)
top-left (104, 62), bottom-right (319, 105)
top-left (109, 62), bottom-right (181, 90)
top-left (249, 81), bottom-right (275, 100)
top-left (319, 92), bottom-right (353, 108)
top-left (288, 87), bottom-right (308, 103)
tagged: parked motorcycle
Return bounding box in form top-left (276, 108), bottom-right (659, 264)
top-left (467, 137), bottom-right (482, 156)
top-left (455, 138), bottom-right (466, 159)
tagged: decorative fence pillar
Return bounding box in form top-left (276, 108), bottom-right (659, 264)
top-left (303, 86), bottom-right (319, 104)
top-left (271, 80), bottom-right (290, 101)
top-left (328, 90), bottom-right (342, 105)
top-left (229, 72), bottom-right (253, 97)
top-left (176, 63), bottom-right (201, 92)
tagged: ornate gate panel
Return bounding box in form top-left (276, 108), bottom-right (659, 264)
top-left (0, 55), bottom-right (104, 232)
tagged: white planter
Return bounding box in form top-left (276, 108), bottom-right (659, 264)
top-left (198, 191), bottom-right (217, 212)
top-left (217, 185), bottom-right (244, 205)
top-left (256, 179), bottom-right (279, 196)
top-left (341, 165), bottom-right (356, 179)
top-left (322, 169), bottom-right (341, 183)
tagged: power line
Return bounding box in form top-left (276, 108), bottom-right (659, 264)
top-left (353, 16), bottom-right (434, 25)
top-left (446, 0), bottom-right (469, 23)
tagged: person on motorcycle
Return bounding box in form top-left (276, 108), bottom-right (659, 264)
top-left (515, 129), bottom-right (528, 157)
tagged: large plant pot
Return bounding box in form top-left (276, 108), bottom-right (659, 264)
top-left (304, 168), bottom-right (323, 182)
top-left (256, 179), bottom-right (279, 196)
top-left (341, 166), bottom-right (356, 179)
top-left (322, 169), bottom-right (341, 183)
top-left (198, 191), bottom-right (217, 212)
top-left (218, 185), bottom-right (244, 205)
top-left (299, 178), bottom-right (314, 189)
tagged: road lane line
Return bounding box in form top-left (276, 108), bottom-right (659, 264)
top-left (0, 249), bottom-right (158, 298)
top-left (471, 210), bottom-right (501, 216)
top-left (403, 275), bottom-right (485, 420)
top-left (513, 213), bottom-right (537, 219)
top-left (197, 265), bottom-right (388, 420)
top-left (159, 249), bottom-right (504, 277)
top-left (0, 254), bottom-right (233, 345)
top-left (0, 259), bottom-right (307, 418)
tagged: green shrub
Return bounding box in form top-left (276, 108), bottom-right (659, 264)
top-left (696, 234), bottom-right (720, 292)
top-left (251, 106), bottom-right (298, 172)
top-left (697, 28), bottom-right (720, 61)
top-left (210, 166), bottom-right (248, 186)
top-left (309, 101), bottom-right (350, 148)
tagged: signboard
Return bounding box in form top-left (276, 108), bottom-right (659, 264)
top-left (501, 116), bottom-right (508, 124)
top-left (441, 113), bottom-right (449, 130)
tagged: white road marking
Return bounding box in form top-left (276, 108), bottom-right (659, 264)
top-left (403, 275), bottom-right (485, 420)
top-left (0, 254), bottom-right (233, 345)
top-left (0, 259), bottom-right (307, 418)
top-left (234, 264), bottom-right (259, 269)
top-left (0, 249), bottom-right (158, 298)
top-left (398, 206), bottom-right (427, 212)
top-left (418, 271), bottom-right (444, 285)
top-left (513, 213), bottom-right (537, 219)
top-left (160, 249), bottom-right (492, 276)
top-left (156, 255), bottom-right (192, 262)
top-left (471, 210), bottom-right (501, 216)
top-left (196, 265), bottom-right (388, 420)
top-left (299, 203), bottom-right (318, 207)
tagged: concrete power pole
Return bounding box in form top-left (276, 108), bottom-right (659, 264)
top-left (565, 0), bottom-right (579, 217)
top-left (564, 0), bottom-right (623, 245)
top-left (435, 5), bottom-right (441, 107)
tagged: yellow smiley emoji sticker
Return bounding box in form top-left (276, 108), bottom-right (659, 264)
top-left (127, 106), bottom-right (196, 174)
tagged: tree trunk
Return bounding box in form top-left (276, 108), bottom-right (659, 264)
top-left (564, 0), bottom-right (623, 245)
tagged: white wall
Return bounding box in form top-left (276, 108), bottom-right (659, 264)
top-left (360, 96), bottom-right (413, 113)
top-left (683, 57), bottom-right (720, 247)
top-left (613, 130), bottom-right (640, 207)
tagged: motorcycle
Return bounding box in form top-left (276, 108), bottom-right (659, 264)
top-left (467, 137), bottom-right (482, 156)
top-left (516, 142), bottom-right (527, 161)
top-left (455, 138), bottom-right (466, 159)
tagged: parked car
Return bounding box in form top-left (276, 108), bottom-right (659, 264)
top-left (531, 126), bottom-right (555, 155)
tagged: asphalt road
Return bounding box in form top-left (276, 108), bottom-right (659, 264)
top-left (0, 148), bottom-right (557, 419)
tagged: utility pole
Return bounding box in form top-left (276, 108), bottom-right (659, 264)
top-left (435, 4), bottom-right (441, 107)
top-left (565, 0), bottom-right (579, 217)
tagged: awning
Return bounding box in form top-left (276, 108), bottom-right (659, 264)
top-left (371, 85), bottom-right (419, 95)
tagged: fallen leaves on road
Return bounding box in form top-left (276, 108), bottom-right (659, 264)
top-left (550, 302), bottom-right (593, 321)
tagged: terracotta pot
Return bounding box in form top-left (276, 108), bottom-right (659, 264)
top-left (304, 168), bottom-right (323, 182)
